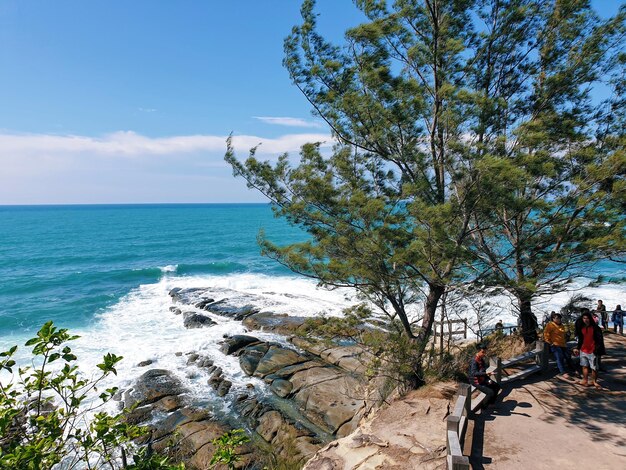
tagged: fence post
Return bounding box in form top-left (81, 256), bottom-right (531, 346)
top-left (489, 357), bottom-right (502, 384)
top-left (458, 383), bottom-right (471, 415)
top-left (463, 318), bottom-right (467, 339)
top-left (539, 339), bottom-right (550, 372)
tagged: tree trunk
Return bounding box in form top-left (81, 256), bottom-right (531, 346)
top-left (517, 293), bottom-right (538, 344)
top-left (404, 283), bottom-right (445, 387)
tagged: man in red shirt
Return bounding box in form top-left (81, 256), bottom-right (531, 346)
top-left (573, 310), bottom-right (605, 389)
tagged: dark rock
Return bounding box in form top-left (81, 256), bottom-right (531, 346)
top-left (197, 357), bottom-right (214, 368)
top-left (270, 379), bottom-right (293, 398)
top-left (195, 298), bottom-right (215, 309)
top-left (205, 300), bottom-right (259, 320)
top-left (239, 343), bottom-right (270, 375)
top-left (175, 352), bottom-right (183, 357)
top-left (216, 380), bottom-right (232, 397)
top-left (125, 369), bottom-right (184, 408)
top-left (186, 353), bottom-right (199, 365)
top-left (125, 404), bottom-right (153, 425)
top-left (220, 335), bottom-right (260, 355)
top-left (169, 306), bottom-right (182, 315)
top-left (183, 312), bottom-right (217, 329)
top-left (137, 360), bottom-right (153, 367)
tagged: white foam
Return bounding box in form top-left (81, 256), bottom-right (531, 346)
top-left (160, 264), bottom-right (178, 273)
top-left (3, 272), bottom-right (623, 406)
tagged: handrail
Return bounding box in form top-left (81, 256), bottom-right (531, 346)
top-left (446, 383), bottom-right (471, 470)
top-left (447, 339), bottom-right (554, 469)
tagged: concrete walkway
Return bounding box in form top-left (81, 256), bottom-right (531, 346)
top-left (470, 332), bottom-right (626, 469)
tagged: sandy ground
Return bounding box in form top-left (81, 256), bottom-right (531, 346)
top-left (470, 332), bottom-right (626, 469)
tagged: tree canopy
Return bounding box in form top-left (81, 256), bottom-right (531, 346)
top-left (226, 0), bottom-right (625, 358)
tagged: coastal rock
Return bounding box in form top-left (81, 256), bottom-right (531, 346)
top-left (253, 346), bottom-right (307, 378)
top-left (243, 311), bottom-right (308, 335)
top-left (270, 379), bottom-right (293, 398)
top-left (220, 335), bottom-right (260, 355)
top-left (124, 369), bottom-right (184, 408)
top-left (302, 386), bottom-right (452, 470)
top-left (216, 380), bottom-right (232, 397)
top-left (291, 367), bottom-right (365, 434)
top-left (205, 300), bottom-right (259, 320)
top-left (137, 359), bottom-right (153, 367)
top-left (183, 312), bottom-right (217, 329)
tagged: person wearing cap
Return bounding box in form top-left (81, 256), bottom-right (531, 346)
top-left (468, 343), bottom-right (500, 406)
top-left (543, 313), bottom-right (574, 379)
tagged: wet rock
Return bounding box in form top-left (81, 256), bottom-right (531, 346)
top-left (270, 379), bottom-right (293, 398)
top-left (137, 359), bottom-right (153, 367)
top-left (220, 335), bottom-right (260, 355)
top-left (175, 351), bottom-right (183, 357)
top-left (183, 312), bottom-right (217, 329)
top-left (169, 306), bottom-right (182, 315)
top-left (124, 369), bottom-right (184, 408)
top-left (239, 344), bottom-right (270, 375)
top-left (205, 299), bottom-right (259, 320)
top-left (216, 380), bottom-right (232, 397)
top-left (194, 298), bottom-right (215, 309)
top-left (197, 357), bottom-right (214, 368)
top-left (186, 353), bottom-right (199, 365)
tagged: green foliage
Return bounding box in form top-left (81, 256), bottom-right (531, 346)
top-left (227, 0), bottom-right (625, 353)
top-left (209, 429), bottom-right (250, 470)
top-left (0, 321), bottom-right (182, 470)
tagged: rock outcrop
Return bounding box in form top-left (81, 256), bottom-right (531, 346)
top-left (119, 286), bottom-right (400, 468)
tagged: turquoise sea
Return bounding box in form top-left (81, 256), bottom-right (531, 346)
top-left (0, 204), bottom-right (306, 337)
top-left (0, 203), bottom-right (623, 401)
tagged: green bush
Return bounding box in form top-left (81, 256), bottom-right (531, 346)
top-left (0, 321), bottom-right (183, 470)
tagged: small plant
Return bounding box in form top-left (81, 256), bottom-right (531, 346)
top-left (0, 321), bottom-right (183, 469)
top-left (209, 428), bottom-right (250, 469)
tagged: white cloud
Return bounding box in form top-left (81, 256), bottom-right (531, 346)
top-left (253, 116), bottom-right (324, 128)
top-left (0, 131), bottom-right (335, 204)
top-left (0, 130), bottom-right (333, 158)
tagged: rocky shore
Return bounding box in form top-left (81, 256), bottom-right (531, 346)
top-left (117, 286), bottom-right (386, 468)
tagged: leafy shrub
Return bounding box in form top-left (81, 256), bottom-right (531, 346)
top-left (0, 321), bottom-right (183, 469)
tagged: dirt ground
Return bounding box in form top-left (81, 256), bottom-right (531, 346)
top-left (469, 331), bottom-right (626, 469)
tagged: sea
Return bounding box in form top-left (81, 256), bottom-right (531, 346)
top-left (0, 203), bottom-right (624, 404)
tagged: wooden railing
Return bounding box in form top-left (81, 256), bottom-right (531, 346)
top-left (433, 319), bottom-right (468, 340)
top-left (446, 339), bottom-right (560, 469)
top-left (446, 383), bottom-right (472, 470)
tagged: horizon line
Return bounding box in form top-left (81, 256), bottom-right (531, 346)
top-left (0, 202), bottom-right (271, 207)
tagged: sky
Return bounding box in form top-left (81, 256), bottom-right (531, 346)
top-left (0, 0), bottom-right (622, 205)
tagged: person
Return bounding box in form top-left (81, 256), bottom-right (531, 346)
top-left (542, 312), bottom-right (554, 327)
top-left (612, 305), bottom-right (623, 335)
top-left (469, 343), bottom-right (500, 407)
top-left (543, 313), bottom-right (574, 379)
top-left (597, 299), bottom-right (608, 330)
top-left (573, 310), bottom-right (606, 389)
top-left (495, 319), bottom-right (503, 331)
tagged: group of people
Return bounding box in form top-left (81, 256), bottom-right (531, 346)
top-left (468, 299), bottom-right (621, 406)
top-left (544, 309), bottom-right (606, 389)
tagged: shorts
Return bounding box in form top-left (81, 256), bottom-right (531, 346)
top-left (580, 351), bottom-right (597, 370)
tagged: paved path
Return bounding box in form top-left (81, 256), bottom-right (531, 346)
top-left (470, 332), bottom-right (626, 469)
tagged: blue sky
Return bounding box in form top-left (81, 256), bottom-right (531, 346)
top-left (0, 1), bottom-right (621, 204)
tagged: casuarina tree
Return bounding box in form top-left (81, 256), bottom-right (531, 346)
top-left (226, 0), bottom-right (625, 378)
